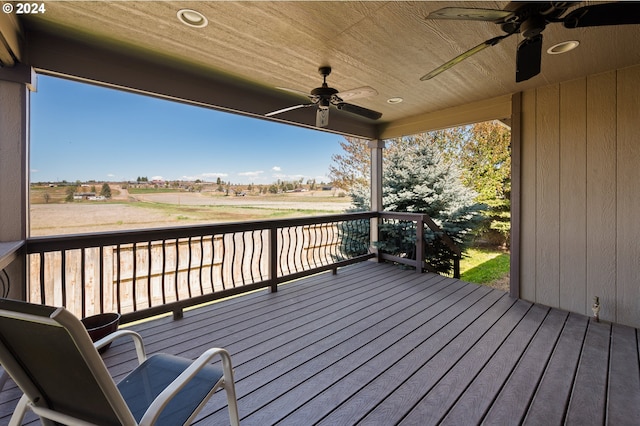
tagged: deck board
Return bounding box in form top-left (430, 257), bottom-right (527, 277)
top-left (439, 303), bottom-right (550, 425)
top-left (400, 299), bottom-right (535, 425)
top-left (482, 307), bottom-right (569, 423)
top-left (523, 313), bottom-right (588, 425)
top-left (285, 284), bottom-right (491, 425)
top-left (1, 261), bottom-right (639, 425)
top-left (357, 293), bottom-right (517, 425)
top-left (564, 319), bottom-right (610, 425)
top-left (607, 324), bottom-right (640, 425)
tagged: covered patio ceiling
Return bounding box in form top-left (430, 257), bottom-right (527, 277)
top-left (3, 1), bottom-right (640, 138)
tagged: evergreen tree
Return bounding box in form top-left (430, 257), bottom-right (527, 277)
top-left (100, 183), bottom-right (112, 198)
top-left (345, 134), bottom-right (485, 273)
top-left (65, 184), bottom-right (78, 202)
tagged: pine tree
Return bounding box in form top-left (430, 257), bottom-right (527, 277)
top-left (100, 183), bottom-right (112, 198)
top-left (344, 134), bottom-right (485, 273)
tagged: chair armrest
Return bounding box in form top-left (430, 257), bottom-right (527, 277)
top-left (94, 329), bottom-right (147, 363)
top-left (139, 348), bottom-right (236, 426)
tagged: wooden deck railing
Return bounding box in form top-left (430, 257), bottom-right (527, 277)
top-left (22, 211), bottom-right (460, 323)
top-left (378, 212), bottom-right (461, 278)
top-left (25, 213), bottom-right (375, 323)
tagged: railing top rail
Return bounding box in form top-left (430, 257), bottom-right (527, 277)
top-left (26, 212), bottom-right (377, 253)
top-left (0, 240), bottom-right (24, 271)
top-left (377, 211), bottom-right (461, 257)
top-left (418, 214), bottom-right (462, 256)
top-left (378, 212), bottom-right (425, 220)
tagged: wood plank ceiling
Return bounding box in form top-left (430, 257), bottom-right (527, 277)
top-left (11, 1), bottom-right (640, 138)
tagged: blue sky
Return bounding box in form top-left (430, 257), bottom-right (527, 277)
top-left (30, 75), bottom-right (346, 184)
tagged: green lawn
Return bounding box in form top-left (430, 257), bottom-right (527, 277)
top-left (460, 248), bottom-right (510, 285)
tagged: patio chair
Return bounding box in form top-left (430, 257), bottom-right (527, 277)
top-left (0, 299), bottom-right (239, 426)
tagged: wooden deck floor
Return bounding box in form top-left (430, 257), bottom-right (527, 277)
top-left (2, 261), bottom-right (640, 425)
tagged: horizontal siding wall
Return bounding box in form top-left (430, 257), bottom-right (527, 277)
top-left (519, 64), bottom-right (640, 328)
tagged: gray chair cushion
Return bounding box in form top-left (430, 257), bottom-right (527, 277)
top-left (118, 353), bottom-right (224, 425)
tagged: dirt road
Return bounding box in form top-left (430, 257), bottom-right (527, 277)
top-left (133, 192), bottom-right (352, 212)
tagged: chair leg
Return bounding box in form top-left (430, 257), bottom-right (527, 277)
top-left (224, 379), bottom-right (240, 426)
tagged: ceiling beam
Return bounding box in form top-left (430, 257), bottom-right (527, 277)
top-left (23, 29), bottom-right (380, 139)
top-left (377, 94), bottom-right (513, 139)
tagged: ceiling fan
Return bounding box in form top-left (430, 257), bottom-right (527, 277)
top-left (265, 66), bottom-right (382, 128)
top-left (421, 1), bottom-right (640, 83)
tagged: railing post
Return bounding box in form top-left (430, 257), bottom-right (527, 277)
top-left (453, 256), bottom-right (460, 279)
top-left (0, 66), bottom-right (35, 302)
top-left (268, 227), bottom-right (278, 292)
top-left (416, 216), bottom-right (424, 273)
top-left (369, 139), bottom-right (384, 262)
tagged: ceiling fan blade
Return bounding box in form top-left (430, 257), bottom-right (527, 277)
top-left (336, 103), bottom-right (382, 120)
top-left (316, 108), bottom-right (330, 128)
top-left (563, 2), bottom-right (640, 28)
top-left (516, 34), bottom-right (543, 83)
top-left (336, 86), bottom-right (378, 101)
top-left (427, 7), bottom-right (513, 23)
top-left (420, 34), bottom-right (511, 81)
top-left (265, 103), bottom-right (314, 117)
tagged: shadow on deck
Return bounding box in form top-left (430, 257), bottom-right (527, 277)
top-left (2, 261), bottom-right (639, 425)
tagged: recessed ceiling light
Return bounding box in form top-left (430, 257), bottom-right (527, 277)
top-left (547, 40), bottom-right (579, 55)
top-left (387, 97), bottom-right (404, 104)
top-left (177, 9), bottom-right (208, 28)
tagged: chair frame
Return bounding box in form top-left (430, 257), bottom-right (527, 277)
top-left (0, 300), bottom-right (239, 426)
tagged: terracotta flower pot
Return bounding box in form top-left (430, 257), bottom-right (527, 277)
top-left (81, 312), bottom-right (121, 353)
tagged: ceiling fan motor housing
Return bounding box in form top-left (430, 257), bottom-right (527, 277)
top-left (311, 86), bottom-right (339, 97)
top-left (521, 15), bottom-right (547, 38)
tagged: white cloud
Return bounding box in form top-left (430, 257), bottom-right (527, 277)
top-left (201, 172), bottom-right (228, 178)
top-left (107, 173), bottom-right (116, 177)
top-left (151, 175), bottom-right (164, 181)
top-left (271, 172), bottom-right (307, 181)
top-left (272, 166), bottom-right (281, 172)
top-left (238, 170), bottom-right (264, 177)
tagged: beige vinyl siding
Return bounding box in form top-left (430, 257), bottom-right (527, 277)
top-left (519, 64), bottom-right (640, 327)
top-left (535, 85), bottom-right (561, 308)
top-left (559, 78), bottom-right (587, 315)
top-left (616, 66), bottom-right (640, 327)
top-left (586, 72), bottom-right (617, 322)
top-left (520, 90), bottom-right (537, 303)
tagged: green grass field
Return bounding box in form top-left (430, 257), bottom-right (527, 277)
top-left (460, 248), bottom-right (510, 288)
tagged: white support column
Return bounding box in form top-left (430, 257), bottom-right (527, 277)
top-left (0, 64), bottom-right (35, 300)
top-left (368, 139), bottom-right (384, 259)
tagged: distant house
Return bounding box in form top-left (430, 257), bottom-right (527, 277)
top-left (73, 192), bottom-right (96, 200)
